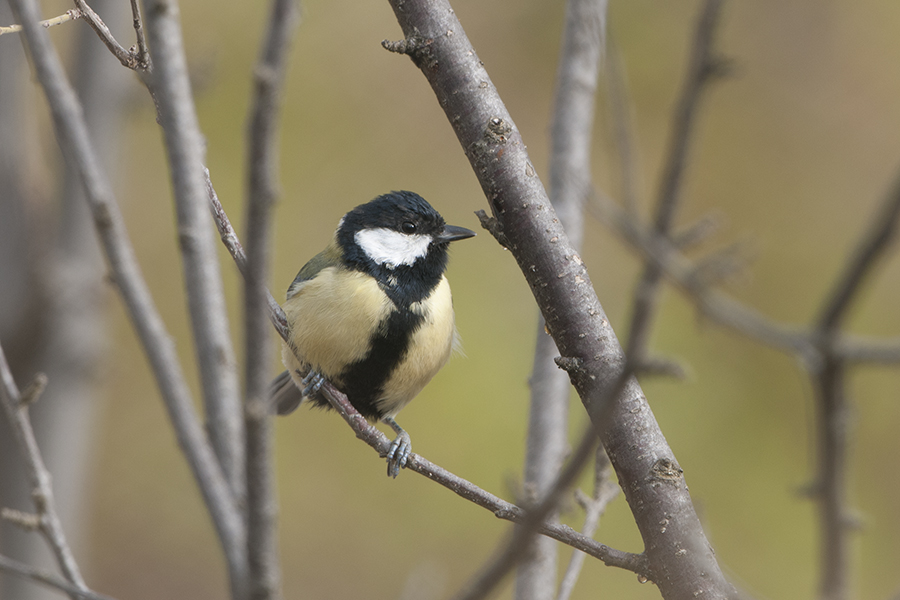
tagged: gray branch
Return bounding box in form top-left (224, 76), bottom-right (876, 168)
top-left (142, 0), bottom-right (246, 510)
top-left (382, 0), bottom-right (735, 597)
top-left (5, 0), bottom-right (247, 592)
top-left (243, 0), bottom-right (300, 599)
top-left (0, 553), bottom-right (115, 600)
top-left (517, 0), bottom-right (606, 598)
top-left (0, 345), bottom-right (86, 598)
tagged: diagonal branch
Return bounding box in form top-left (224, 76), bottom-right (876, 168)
top-left (0, 553), bottom-right (115, 600)
top-left (6, 0), bottom-right (247, 590)
top-left (626, 0), bottom-right (727, 361)
top-left (0, 345), bottom-right (86, 598)
top-left (382, 1), bottom-right (735, 597)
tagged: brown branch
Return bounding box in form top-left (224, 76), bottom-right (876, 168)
top-left (383, 0), bottom-right (735, 597)
top-left (243, 0), bottom-right (299, 598)
top-left (0, 345), bottom-right (87, 598)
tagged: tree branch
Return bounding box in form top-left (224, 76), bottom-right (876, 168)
top-left (518, 0), bottom-right (606, 597)
top-left (243, 0), bottom-right (299, 598)
top-left (556, 447), bottom-right (619, 600)
top-left (0, 553), bottom-right (115, 600)
top-left (143, 0), bottom-right (246, 516)
top-left (6, 0), bottom-right (247, 591)
top-left (625, 0), bottom-right (726, 360)
top-left (0, 344), bottom-right (87, 599)
top-left (0, 8), bottom-right (82, 36)
top-left (810, 166), bottom-right (900, 600)
top-left (383, 1), bottom-right (735, 597)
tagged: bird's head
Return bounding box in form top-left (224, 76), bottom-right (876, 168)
top-left (337, 191), bottom-right (475, 275)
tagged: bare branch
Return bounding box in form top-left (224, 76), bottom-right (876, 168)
top-left (383, 0), bottom-right (735, 597)
top-left (625, 0), bottom-right (726, 361)
top-left (6, 0), bottom-right (247, 589)
top-left (816, 169), bottom-right (900, 332)
top-left (518, 0), bottom-right (606, 597)
top-left (143, 0), bottom-right (246, 513)
top-left (810, 166), bottom-right (900, 600)
top-left (0, 8), bottom-right (82, 36)
top-left (243, 0), bottom-right (299, 598)
top-left (556, 448), bottom-right (620, 600)
top-left (206, 169), bottom-right (291, 341)
top-left (0, 344), bottom-right (87, 596)
top-left (0, 553), bottom-right (116, 600)
top-left (71, 0), bottom-right (146, 70)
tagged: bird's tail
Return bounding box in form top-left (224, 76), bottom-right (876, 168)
top-left (269, 370), bottom-right (305, 415)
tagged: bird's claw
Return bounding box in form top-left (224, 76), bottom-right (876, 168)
top-left (386, 429), bottom-right (411, 478)
top-left (301, 370), bottom-right (325, 397)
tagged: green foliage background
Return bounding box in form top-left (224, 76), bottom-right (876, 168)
top-left (41, 0), bottom-right (900, 598)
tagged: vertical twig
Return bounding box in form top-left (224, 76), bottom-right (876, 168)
top-left (0, 344), bottom-right (87, 598)
top-left (243, 0), bottom-right (299, 599)
top-left (811, 169), bottom-right (900, 600)
top-left (5, 0), bottom-right (247, 592)
top-left (625, 0), bottom-right (726, 360)
top-left (556, 447), bottom-right (619, 600)
top-left (142, 0), bottom-right (246, 512)
top-left (517, 0), bottom-right (606, 598)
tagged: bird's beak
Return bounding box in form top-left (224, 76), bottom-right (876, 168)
top-left (436, 224), bottom-right (476, 243)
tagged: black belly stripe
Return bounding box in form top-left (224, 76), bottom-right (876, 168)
top-left (308, 307), bottom-right (424, 420)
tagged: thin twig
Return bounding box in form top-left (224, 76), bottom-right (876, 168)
top-left (70, 0), bottom-right (144, 70)
top-left (129, 0), bottom-right (149, 70)
top-left (143, 0), bottom-right (246, 514)
top-left (625, 0), bottom-right (726, 361)
top-left (206, 168), bottom-right (291, 341)
top-left (810, 167), bottom-right (900, 600)
top-left (556, 448), bottom-right (619, 600)
top-left (0, 553), bottom-right (116, 600)
top-left (451, 368), bottom-right (634, 600)
top-left (6, 0), bottom-right (247, 590)
top-left (0, 8), bottom-right (82, 36)
top-left (243, 0), bottom-right (299, 599)
top-left (0, 345), bottom-right (87, 597)
top-left (518, 0), bottom-right (607, 597)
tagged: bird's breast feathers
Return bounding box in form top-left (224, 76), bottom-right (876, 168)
top-left (281, 268), bottom-right (457, 416)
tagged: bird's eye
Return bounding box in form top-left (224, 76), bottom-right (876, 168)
top-left (401, 221), bottom-right (417, 234)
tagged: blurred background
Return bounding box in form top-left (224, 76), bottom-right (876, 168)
top-left (1, 0), bottom-right (899, 599)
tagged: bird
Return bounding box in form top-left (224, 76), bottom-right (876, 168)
top-left (270, 191), bottom-right (475, 477)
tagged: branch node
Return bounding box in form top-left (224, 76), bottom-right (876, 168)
top-left (381, 34), bottom-right (436, 68)
top-left (554, 355), bottom-right (583, 374)
top-left (475, 209), bottom-right (510, 248)
top-left (1, 508), bottom-right (42, 531)
top-left (20, 373), bottom-right (48, 407)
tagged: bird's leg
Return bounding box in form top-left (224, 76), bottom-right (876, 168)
top-left (383, 417), bottom-right (412, 478)
top-left (301, 370), bottom-right (326, 397)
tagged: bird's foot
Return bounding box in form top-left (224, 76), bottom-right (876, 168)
top-left (384, 417), bottom-right (412, 479)
top-left (301, 370), bottom-right (326, 397)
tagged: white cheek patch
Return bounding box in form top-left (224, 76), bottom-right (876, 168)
top-left (355, 228), bottom-right (432, 269)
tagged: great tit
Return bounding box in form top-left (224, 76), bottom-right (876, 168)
top-left (270, 191), bottom-right (475, 477)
